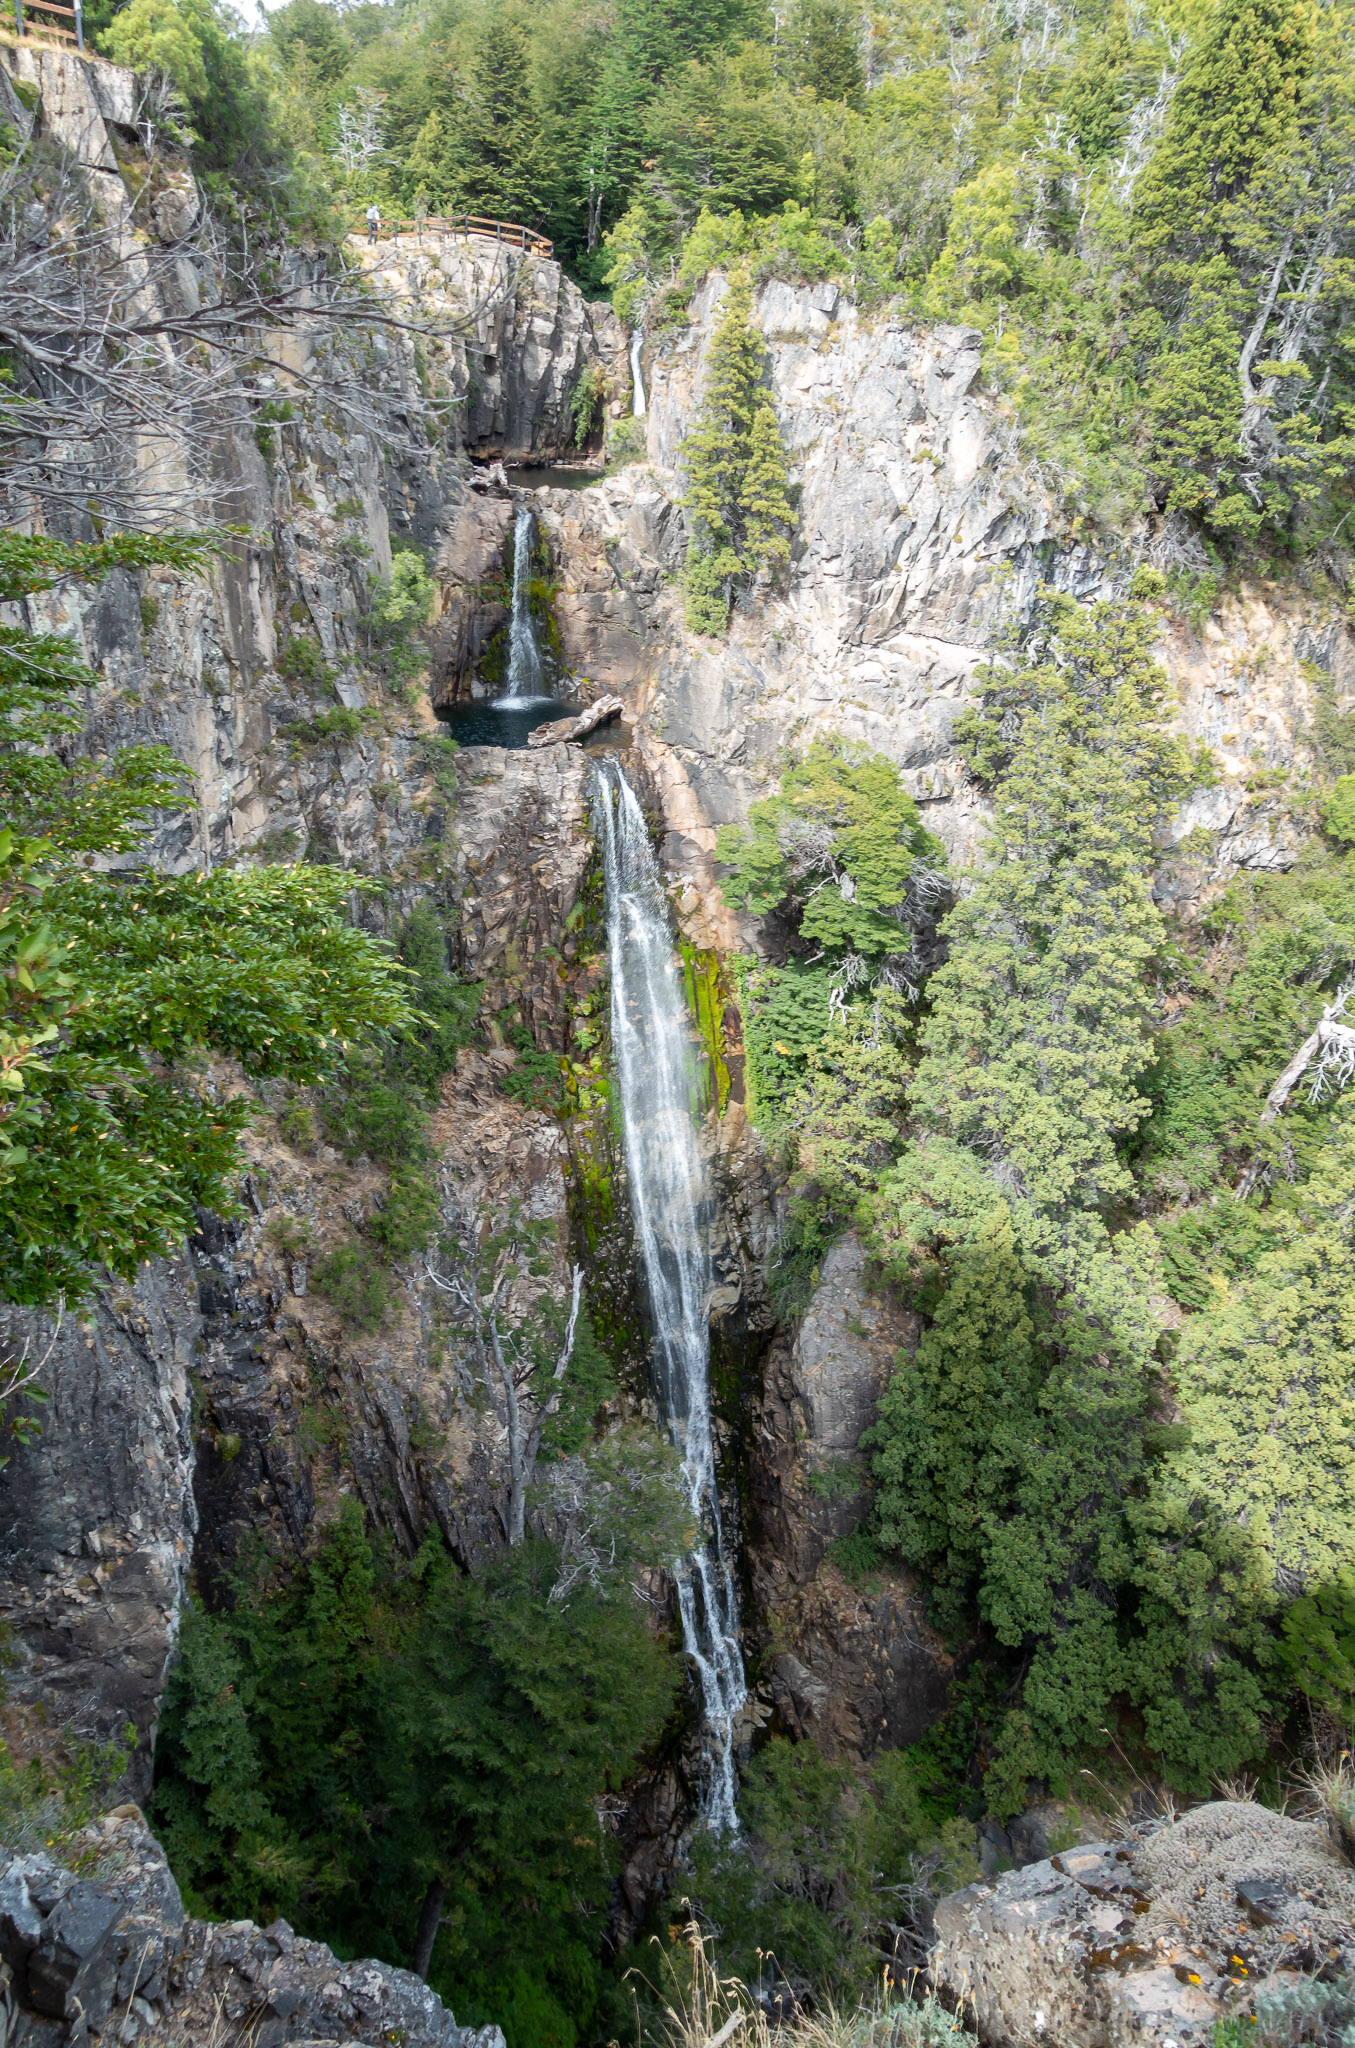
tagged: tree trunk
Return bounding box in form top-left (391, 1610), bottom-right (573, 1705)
top-left (410, 1878), bottom-right (447, 1981)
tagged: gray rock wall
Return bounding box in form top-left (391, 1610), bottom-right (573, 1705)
top-left (0, 1268), bottom-right (198, 1799)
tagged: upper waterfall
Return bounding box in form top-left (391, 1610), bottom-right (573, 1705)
top-left (629, 330), bottom-right (647, 418)
top-left (499, 504), bottom-right (551, 706)
top-left (593, 757), bottom-right (746, 1834)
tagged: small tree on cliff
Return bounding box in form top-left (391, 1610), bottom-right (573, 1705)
top-left (681, 270), bottom-right (794, 634)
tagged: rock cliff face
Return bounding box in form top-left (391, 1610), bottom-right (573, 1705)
top-left (531, 273), bottom-right (1354, 908)
top-left (0, 1273), bottom-right (197, 1801)
top-left (745, 1237), bottom-right (954, 1762)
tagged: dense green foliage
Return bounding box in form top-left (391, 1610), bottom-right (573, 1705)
top-left (154, 1504), bottom-right (682, 2048)
top-left (862, 586), bottom-right (1277, 1809)
top-left (685, 1737), bottom-right (979, 2002)
top-left (729, 582), bottom-right (1355, 1833)
top-left (0, 537), bottom-right (416, 1307)
top-left (718, 736), bottom-right (941, 1138)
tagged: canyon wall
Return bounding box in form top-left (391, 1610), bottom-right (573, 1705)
top-left (2, 46), bottom-right (1354, 2033)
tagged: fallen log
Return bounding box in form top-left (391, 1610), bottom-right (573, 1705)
top-left (527, 696), bottom-right (625, 747)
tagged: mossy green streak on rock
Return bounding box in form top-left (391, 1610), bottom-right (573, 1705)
top-left (680, 938), bottom-right (731, 1113)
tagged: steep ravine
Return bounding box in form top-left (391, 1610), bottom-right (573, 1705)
top-left (1, 39), bottom-right (1354, 2048)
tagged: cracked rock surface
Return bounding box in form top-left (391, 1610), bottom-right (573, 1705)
top-left (930, 1801), bottom-right (1355, 2048)
top-left (0, 1808), bottom-right (504, 2048)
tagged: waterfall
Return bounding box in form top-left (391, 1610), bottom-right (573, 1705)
top-left (498, 504), bottom-right (550, 706)
top-left (629, 330), bottom-right (647, 418)
top-left (593, 758), bottom-right (746, 1834)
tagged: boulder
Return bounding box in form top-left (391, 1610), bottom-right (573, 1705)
top-left (930, 1801), bottom-right (1355, 2048)
top-left (0, 1810), bottom-right (502, 2048)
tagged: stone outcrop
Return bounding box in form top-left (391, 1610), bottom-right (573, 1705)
top-left (356, 234), bottom-right (628, 467)
top-left (525, 274), bottom-right (1355, 916)
top-left (0, 1270), bottom-right (198, 1801)
top-left (0, 1807), bottom-right (504, 2048)
top-left (745, 1236), bottom-right (954, 1761)
top-left (930, 1801), bottom-right (1355, 2047)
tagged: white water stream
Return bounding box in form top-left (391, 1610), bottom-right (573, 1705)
top-left (630, 329), bottom-right (647, 417)
top-left (594, 758), bottom-right (746, 1834)
top-left (498, 504), bottom-right (552, 706)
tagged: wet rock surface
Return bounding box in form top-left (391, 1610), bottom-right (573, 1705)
top-left (930, 1802), bottom-right (1355, 2047)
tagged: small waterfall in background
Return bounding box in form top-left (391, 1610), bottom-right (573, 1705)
top-left (498, 504), bottom-right (551, 706)
top-left (594, 757), bottom-right (746, 1834)
top-left (630, 330), bottom-right (647, 418)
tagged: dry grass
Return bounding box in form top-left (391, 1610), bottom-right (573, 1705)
top-left (1292, 1749), bottom-right (1355, 1865)
top-left (626, 1915), bottom-right (969, 2048)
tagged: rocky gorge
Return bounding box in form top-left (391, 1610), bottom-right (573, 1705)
top-left (1, 35), bottom-right (1353, 2048)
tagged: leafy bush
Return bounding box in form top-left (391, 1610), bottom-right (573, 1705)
top-left (369, 552), bottom-right (435, 685)
top-left (684, 1739), bottom-right (978, 2003)
top-left (312, 1241), bottom-right (392, 1330)
top-left (1322, 774), bottom-right (1355, 848)
top-left (278, 635), bottom-right (334, 687)
top-left (281, 707), bottom-right (372, 746)
top-left (1279, 1570), bottom-right (1355, 1722)
top-left (368, 1166), bottom-right (440, 1259)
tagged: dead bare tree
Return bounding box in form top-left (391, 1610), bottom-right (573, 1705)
top-left (424, 1228), bottom-right (583, 1547)
top-left (1235, 983), bottom-right (1355, 1199)
top-left (0, 105), bottom-right (512, 526)
top-left (0, 1297), bottom-right (61, 1463)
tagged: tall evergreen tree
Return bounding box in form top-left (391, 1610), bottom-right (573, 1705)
top-left (451, 11), bottom-right (550, 225)
top-left (1133, 0), bottom-right (1315, 250)
top-left (680, 270), bottom-right (793, 633)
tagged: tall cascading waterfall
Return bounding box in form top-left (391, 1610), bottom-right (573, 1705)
top-left (498, 504), bottom-right (551, 705)
top-left (593, 757), bottom-right (746, 1834)
top-left (629, 330), bottom-right (647, 417)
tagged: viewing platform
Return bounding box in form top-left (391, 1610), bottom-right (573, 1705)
top-left (349, 213), bottom-right (553, 259)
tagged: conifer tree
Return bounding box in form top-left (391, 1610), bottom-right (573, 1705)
top-left (908, 579), bottom-right (1200, 1217)
top-left (453, 12), bottom-right (550, 226)
top-left (863, 582), bottom-right (1274, 1810)
top-left (1133, 0), bottom-right (1315, 250)
top-left (680, 271), bottom-right (793, 634)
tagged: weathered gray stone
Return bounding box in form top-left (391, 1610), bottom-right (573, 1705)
top-left (0, 1813), bottom-right (496, 2048)
top-left (0, 1264), bottom-right (199, 1798)
top-left (930, 1803), bottom-right (1355, 2048)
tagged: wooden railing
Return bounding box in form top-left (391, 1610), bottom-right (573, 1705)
top-left (352, 212), bottom-right (553, 259)
top-left (10, 0), bottom-right (85, 46)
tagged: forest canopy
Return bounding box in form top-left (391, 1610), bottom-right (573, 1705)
top-left (87, 0), bottom-right (1355, 549)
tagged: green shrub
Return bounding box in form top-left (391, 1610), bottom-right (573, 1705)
top-left (368, 1166), bottom-right (440, 1259)
top-left (267, 1213), bottom-right (317, 1259)
top-left (685, 1740), bottom-right (978, 2004)
top-left (281, 707), bottom-right (372, 747)
top-left (0, 1723), bottom-right (137, 1858)
top-left (1279, 1571), bottom-right (1355, 1722)
top-left (500, 1029), bottom-right (563, 1110)
top-left (1322, 774), bottom-right (1355, 847)
top-left (278, 635), bottom-right (331, 686)
top-left (312, 1241), bottom-right (392, 1330)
